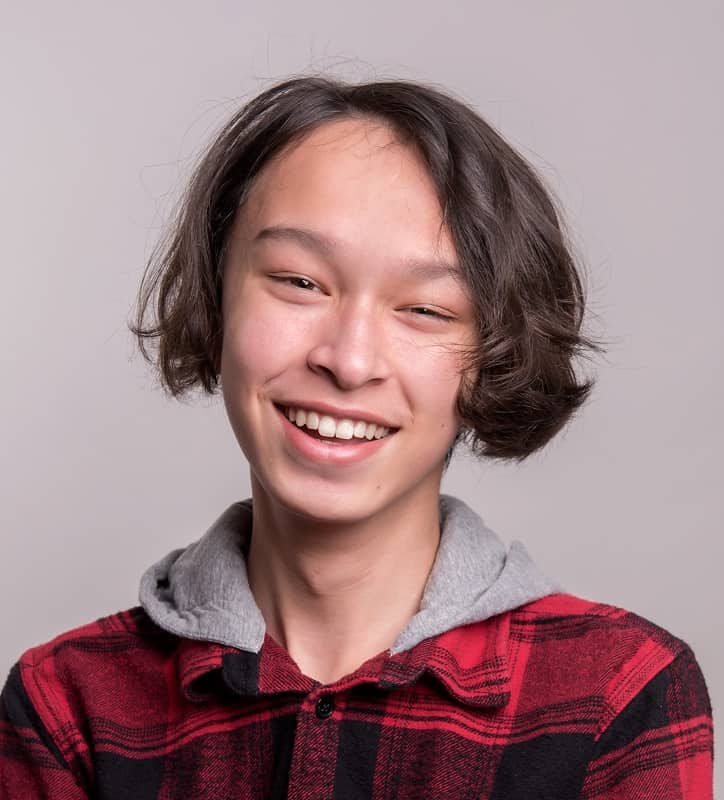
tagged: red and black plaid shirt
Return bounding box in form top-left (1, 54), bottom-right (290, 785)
top-left (0, 592), bottom-right (713, 799)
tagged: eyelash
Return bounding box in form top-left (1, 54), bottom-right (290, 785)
top-left (273, 275), bottom-right (319, 291)
top-left (270, 275), bottom-right (455, 322)
top-left (408, 306), bottom-right (454, 322)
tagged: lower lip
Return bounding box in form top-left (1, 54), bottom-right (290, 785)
top-left (275, 405), bottom-right (396, 466)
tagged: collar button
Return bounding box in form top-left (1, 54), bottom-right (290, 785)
top-left (315, 694), bottom-right (335, 719)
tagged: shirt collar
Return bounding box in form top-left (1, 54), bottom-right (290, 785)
top-left (177, 611), bottom-right (512, 709)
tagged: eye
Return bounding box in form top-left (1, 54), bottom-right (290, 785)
top-left (270, 274), bottom-right (320, 292)
top-left (408, 306), bottom-right (455, 322)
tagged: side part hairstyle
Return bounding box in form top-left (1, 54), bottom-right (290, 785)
top-left (130, 74), bottom-right (604, 464)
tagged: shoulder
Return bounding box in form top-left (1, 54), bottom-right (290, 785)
top-left (12, 603), bottom-right (178, 677)
top-left (512, 596), bottom-right (715, 794)
top-left (508, 592), bottom-right (711, 735)
top-left (5, 607), bottom-right (176, 743)
top-left (513, 590), bottom-right (687, 646)
top-left (14, 606), bottom-right (174, 675)
top-left (512, 591), bottom-right (691, 657)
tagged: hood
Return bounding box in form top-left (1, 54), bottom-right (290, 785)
top-left (139, 494), bottom-right (562, 656)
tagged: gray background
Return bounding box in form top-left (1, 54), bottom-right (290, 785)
top-left (1, 1), bottom-right (721, 792)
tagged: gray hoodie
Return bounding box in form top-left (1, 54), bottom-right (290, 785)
top-left (139, 493), bottom-right (562, 657)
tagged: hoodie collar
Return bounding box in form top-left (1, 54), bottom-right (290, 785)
top-left (140, 494), bottom-right (562, 707)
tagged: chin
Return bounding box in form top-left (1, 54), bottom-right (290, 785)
top-left (254, 457), bottom-right (444, 528)
top-left (271, 481), bottom-right (392, 526)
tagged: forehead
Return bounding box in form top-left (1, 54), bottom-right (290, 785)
top-left (233, 118), bottom-right (458, 269)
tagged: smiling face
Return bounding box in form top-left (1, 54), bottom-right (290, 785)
top-left (220, 117), bottom-right (477, 524)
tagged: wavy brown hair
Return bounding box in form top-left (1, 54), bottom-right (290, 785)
top-left (129, 74), bottom-right (604, 464)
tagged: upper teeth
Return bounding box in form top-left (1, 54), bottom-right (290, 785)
top-left (285, 407), bottom-right (392, 440)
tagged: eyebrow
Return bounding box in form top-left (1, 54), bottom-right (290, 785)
top-left (251, 225), bottom-right (463, 282)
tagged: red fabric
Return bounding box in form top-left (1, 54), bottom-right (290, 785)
top-left (0, 593), bottom-right (713, 799)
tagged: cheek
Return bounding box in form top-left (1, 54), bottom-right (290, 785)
top-left (221, 305), bottom-right (302, 385)
top-left (400, 341), bottom-right (466, 419)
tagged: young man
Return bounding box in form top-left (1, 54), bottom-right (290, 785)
top-left (1, 76), bottom-right (714, 798)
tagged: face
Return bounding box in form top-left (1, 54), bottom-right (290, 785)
top-left (220, 117), bottom-right (476, 524)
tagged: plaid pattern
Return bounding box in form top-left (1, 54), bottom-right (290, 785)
top-left (1, 592), bottom-right (713, 799)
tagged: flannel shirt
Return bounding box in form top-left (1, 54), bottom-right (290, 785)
top-left (0, 592), bottom-right (713, 799)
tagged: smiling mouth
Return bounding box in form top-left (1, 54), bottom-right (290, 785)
top-left (274, 403), bottom-right (397, 444)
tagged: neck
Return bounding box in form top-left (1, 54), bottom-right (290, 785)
top-left (246, 477), bottom-right (442, 684)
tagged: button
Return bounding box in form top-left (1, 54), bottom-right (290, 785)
top-left (315, 694), bottom-right (335, 719)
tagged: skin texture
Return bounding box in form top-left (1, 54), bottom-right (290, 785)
top-left (220, 118), bottom-right (477, 682)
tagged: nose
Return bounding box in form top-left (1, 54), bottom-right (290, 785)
top-left (306, 299), bottom-right (391, 390)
